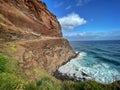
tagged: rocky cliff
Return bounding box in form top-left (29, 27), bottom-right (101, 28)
top-left (0, 0), bottom-right (62, 41)
top-left (0, 0), bottom-right (75, 81)
top-left (15, 37), bottom-right (75, 80)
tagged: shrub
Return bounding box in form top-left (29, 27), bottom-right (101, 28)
top-left (0, 73), bottom-right (26, 90)
top-left (62, 81), bottom-right (84, 90)
top-left (62, 80), bottom-right (107, 90)
top-left (0, 54), bottom-right (19, 74)
top-left (25, 83), bottom-right (38, 90)
top-left (62, 80), bottom-right (120, 90)
top-left (84, 80), bottom-right (104, 90)
top-left (0, 55), bottom-right (7, 73)
top-left (36, 77), bottom-right (62, 90)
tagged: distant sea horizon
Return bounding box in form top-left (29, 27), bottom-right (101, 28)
top-left (58, 39), bottom-right (120, 84)
top-left (68, 39), bottom-right (120, 42)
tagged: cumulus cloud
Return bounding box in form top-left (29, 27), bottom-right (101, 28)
top-left (65, 5), bottom-right (72, 10)
top-left (76, 0), bottom-right (91, 6)
top-left (64, 32), bottom-right (99, 40)
top-left (58, 13), bottom-right (87, 30)
top-left (64, 31), bottom-right (120, 41)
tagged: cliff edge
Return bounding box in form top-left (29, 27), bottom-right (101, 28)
top-left (0, 0), bottom-right (75, 81)
top-left (0, 0), bottom-right (62, 41)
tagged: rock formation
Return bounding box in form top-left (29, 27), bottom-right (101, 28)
top-left (0, 0), bottom-right (62, 41)
top-left (0, 0), bottom-right (75, 81)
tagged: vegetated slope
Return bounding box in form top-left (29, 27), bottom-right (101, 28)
top-left (0, 0), bottom-right (76, 82)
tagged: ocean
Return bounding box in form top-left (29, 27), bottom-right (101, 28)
top-left (58, 40), bottom-right (120, 84)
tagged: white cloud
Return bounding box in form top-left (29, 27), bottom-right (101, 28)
top-left (76, 0), bottom-right (91, 6)
top-left (64, 31), bottom-right (120, 41)
top-left (64, 32), bottom-right (99, 39)
top-left (65, 5), bottom-right (72, 10)
top-left (58, 13), bottom-right (87, 30)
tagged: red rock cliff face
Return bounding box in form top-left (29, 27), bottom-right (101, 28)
top-left (0, 0), bottom-right (76, 81)
top-left (24, 0), bottom-right (61, 34)
top-left (22, 0), bottom-right (62, 36)
top-left (0, 0), bottom-right (62, 41)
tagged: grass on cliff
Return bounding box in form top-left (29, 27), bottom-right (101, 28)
top-left (0, 42), bottom-right (120, 90)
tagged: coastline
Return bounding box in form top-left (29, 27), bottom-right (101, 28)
top-left (53, 51), bottom-right (90, 82)
top-left (53, 50), bottom-right (120, 85)
top-left (60, 51), bottom-right (80, 66)
top-left (53, 69), bottom-right (89, 82)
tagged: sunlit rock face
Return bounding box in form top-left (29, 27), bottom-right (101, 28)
top-left (0, 0), bottom-right (62, 41)
top-left (0, 0), bottom-right (76, 81)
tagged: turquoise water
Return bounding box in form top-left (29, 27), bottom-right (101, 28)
top-left (58, 40), bottom-right (120, 84)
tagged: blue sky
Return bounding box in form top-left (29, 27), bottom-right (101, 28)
top-left (42, 0), bottom-right (120, 41)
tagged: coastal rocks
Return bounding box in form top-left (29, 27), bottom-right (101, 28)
top-left (53, 53), bottom-right (92, 82)
top-left (53, 70), bottom-right (91, 82)
top-left (15, 38), bottom-right (76, 79)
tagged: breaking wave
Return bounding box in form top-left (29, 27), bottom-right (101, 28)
top-left (58, 52), bottom-right (120, 84)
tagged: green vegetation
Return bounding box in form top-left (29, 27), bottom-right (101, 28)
top-left (21, 77), bottom-right (120, 90)
top-left (0, 43), bottom-right (120, 90)
top-left (7, 42), bottom-right (16, 53)
top-left (62, 81), bottom-right (105, 90)
top-left (0, 54), bottom-right (26, 90)
top-left (0, 55), bottom-right (7, 73)
top-left (25, 77), bottom-right (62, 90)
top-left (36, 77), bottom-right (62, 90)
top-left (62, 80), bottom-right (120, 90)
top-left (0, 73), bottom-right (26, 90)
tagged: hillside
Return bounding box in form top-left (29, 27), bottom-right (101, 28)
top-left (0, 0), bottom-right (75, 82)
top-left (0, 0), bottom-right (62, 41)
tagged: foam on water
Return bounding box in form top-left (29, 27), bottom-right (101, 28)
top-left (58, 52), bottom-right (120, 84)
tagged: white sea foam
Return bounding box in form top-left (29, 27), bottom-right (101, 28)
top-left (58, 52), bottom-right (92, 81)
top-left (81, 63), bottom-right (120, 83)
top-left (58, 52), bottom-right (120, 84)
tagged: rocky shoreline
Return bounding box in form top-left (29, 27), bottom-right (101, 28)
top-left (53, 52), bottom-right (120, 85)
top-left (53, 69), bottom-right (89, 82)
top-left (60, 51), bottom-right (80, 66)
top-left (53, 51), bottom-right (91, 82)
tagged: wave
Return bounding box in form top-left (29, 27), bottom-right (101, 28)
top-left (94, 55), bottom-right (120, 65)
top-left (93, 48), bottom-right (111, 53)
top-left (58, 52), bottom-right (92, 81)
top-left (82, 63), bottom-right (120, 84)
top-left (58, 51), bottom-right (120, 84)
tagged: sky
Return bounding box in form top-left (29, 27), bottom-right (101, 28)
top-left (42, 0), bottom-right (120, 41)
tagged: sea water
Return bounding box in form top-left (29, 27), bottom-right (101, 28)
top-left (58, 40), bottom-right (120, 84)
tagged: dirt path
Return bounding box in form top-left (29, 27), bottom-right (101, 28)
top-left (16, 36), bottom-right (64, 44)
